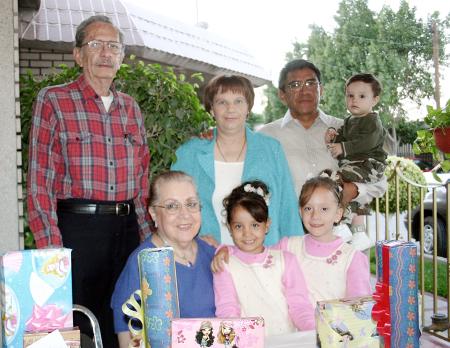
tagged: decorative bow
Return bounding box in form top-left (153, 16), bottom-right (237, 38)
top-left (25, 304), bottom-right (72, 331)
top-left (372, 245), bottom-right (391, 348)
top-left (122, 290), bottom-right (150, 347)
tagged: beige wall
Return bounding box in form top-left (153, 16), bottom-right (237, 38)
top-left (0, 0), bottom-right (21, 252)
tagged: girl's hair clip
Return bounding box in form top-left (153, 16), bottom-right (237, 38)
top-left (244, 183), bottom-right (270, 206)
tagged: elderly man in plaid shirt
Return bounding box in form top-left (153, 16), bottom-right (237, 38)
top-left (27, 15), bottom-right (150, 347)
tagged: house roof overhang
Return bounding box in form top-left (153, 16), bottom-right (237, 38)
top-left (19, 0), bottom-right (270, 87)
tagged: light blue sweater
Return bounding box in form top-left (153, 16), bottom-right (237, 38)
top-left (171, 126), bottom-right (303, 245)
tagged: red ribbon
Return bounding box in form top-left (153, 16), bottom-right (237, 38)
top-left (372, 244), bottom-right (391, 348)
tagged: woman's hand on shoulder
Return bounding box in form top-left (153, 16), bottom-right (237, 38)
top-left (211, 246), bottom-right (230, 273)
top-left (194, 128), bottom-right (214, 140)
top-left (200, 234), bottom-right (219, 248)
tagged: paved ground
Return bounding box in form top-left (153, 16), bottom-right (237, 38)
top-left (421, 291), bottom-right (449, 346)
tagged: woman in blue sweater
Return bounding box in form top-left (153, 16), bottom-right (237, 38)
top-left (172, 75), bottom-right (303, 246)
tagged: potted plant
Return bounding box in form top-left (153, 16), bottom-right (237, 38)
top-left (414, 98), bottom-right (450, 174)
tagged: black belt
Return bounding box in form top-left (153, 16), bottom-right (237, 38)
top-left (57, 200), bottom-right (134, 216)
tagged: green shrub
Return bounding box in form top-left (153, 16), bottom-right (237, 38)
top-left (371, 156), bottom-right (426, 213)
top-left (115, 57), bottom-right (213, 177)
top-left (20, 58), bottom-right (213, 248)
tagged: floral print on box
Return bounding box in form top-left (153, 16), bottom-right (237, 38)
top-left (373, 240), bottom-right (420, 348)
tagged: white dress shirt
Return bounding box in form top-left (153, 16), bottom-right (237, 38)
top-left (260, 109), bottom-right (386, 205)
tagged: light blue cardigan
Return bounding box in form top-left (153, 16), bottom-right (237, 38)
top-left (171, 126), bottom-right (303, 245)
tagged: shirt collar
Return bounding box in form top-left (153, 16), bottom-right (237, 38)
top-left (76, 74), bottom-right (119, 101)
top-left (279, 108), bottom-right (330, 128)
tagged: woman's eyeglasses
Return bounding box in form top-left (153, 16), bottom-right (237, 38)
top-left (153, 200), bottom-right (201, 215)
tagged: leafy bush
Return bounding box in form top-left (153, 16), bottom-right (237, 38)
top-left (115, 57), bottom-right (213, 177)
top-left (372, 156), bottom-right (426, 213)
top-left (20, 58), bottom-right (213, 248)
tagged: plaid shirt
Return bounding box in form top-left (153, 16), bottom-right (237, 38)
top-left (27, 74), bottom-right (151, 248)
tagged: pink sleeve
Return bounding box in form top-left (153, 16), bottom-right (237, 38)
top-left (282, 252), bottom-right (315, 331)
top-left (272, 237), bottom-right (289, 251)
top-left (213, 265), bottom-right (241, 318)
top-left (346, 250), bottom-right (373, 297)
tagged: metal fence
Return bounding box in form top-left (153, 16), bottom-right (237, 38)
top-left (369, 166), bottom-right (450, 342)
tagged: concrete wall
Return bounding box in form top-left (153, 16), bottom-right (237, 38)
top-left (0, 0), bottom-right (22, 252)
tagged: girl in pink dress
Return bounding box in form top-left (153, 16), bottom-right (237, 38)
top-left (213, 181), bottom-right (314, 336)
top-left (280, 172), bottom-right (372, 305)
top-left (213, 173), bottom-right (372, 308)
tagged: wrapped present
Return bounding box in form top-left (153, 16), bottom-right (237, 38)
top-left (171, 317), bottom-right (265, 348)
top-left (372, 240), bottom-right (420, 348)
top-left (23, 328), bottom-right (80, 347)
top-left (0, 248), bottom-right (73, 348)
top-left (315, 296), bottom-right (379, 347)
top-left (122, 247), bottom-right (180, 348)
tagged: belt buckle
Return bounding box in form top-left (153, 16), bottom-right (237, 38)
top-left (116, 203), bottom-right (130, 216)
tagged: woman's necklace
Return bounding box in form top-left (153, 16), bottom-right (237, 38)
top-left (157, 233), bottom-right (194, 267)
top-left (216, 136), bottom-right (246, 162)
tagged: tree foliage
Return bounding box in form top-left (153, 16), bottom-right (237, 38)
top-left (395, 118), bottom-right (426, 145)
top-left (262, 82), bottom-right (287, 122)
top-left (115, 57), bottom-right (212, 177)
top-left (264, 0), bottom-right (450, 126)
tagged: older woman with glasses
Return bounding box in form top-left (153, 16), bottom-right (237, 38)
top-left (111, 171), bottom-right (216, 348)
top-left (172, 75), bottom-right (303, 247)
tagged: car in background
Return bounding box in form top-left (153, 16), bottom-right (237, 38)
top-left (408, 172), bottom-right (449, 257)
top-left (410, 157), bottom-right (434, 172)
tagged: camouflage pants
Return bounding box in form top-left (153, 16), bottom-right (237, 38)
top-left (338, 158), bottom-right (386, 215)
top-left (338, 158), bottom-right (386, 184)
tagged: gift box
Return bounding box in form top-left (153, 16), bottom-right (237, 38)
top-left (23, 328), bottom-right (80, 347)
top-left (0, 249), bottom-right (73, 348)
top-left (372, 240), bottom-right (420, 348)
top-left (130, 247), bottom-right (180, 348)
top-left (171, 317), bottom-right (265, 347)
top-left (315, 296), bottom-right (379, 347)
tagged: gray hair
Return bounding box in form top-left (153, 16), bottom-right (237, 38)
top-left (74, 15), bottom-right (124, 47)
top-left (148, 171), bottom-right (198, 206)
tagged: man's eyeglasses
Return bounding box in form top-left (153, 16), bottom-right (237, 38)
top-left (80, 40), bottom-right (124, 54)
top-left (285, 79), bottom-right (319, 91)
top-left (152, 200), bottom-right (201, 215)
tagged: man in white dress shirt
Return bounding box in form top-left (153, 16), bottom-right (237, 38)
top-left (260, 59), bottom-right (386, 250)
